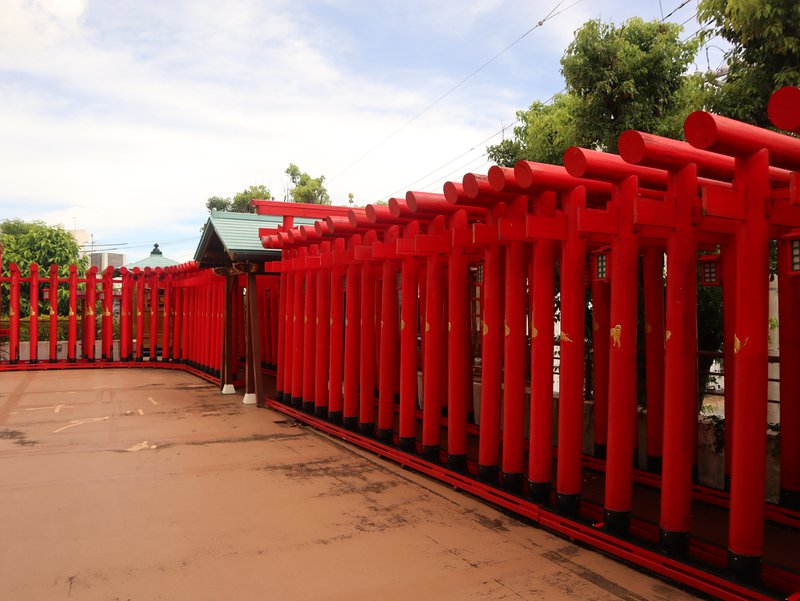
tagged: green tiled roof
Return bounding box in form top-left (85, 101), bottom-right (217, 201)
top-left (194, 210), bottom-right (314, 267)
top-left (125, 244), bottom-right (179, 269)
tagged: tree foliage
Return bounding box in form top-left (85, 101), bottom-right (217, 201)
top-left (205, 185), bottom-right (272, 214)
top-left (489, 18), bottom-right (704, 164)
top-left (489, 93), bottom-right (578, 166)
top-left (285, 164), bottom-right (331, 205)
top-left (562, 18), bottom-right (700, 150)
top-left (1, 219), bottom-right (87, 317)
top-left (698, 0), bottom-right (800, 126)
top-left (206, 196), bottom-right (231, 213)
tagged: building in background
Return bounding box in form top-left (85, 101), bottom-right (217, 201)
top-left (90, 251), bottom-right (127, 270)
top-left (124, 243), bottom-right (178, 270)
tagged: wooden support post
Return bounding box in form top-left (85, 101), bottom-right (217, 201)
top-left (29, 263), bottom-right (39, 364)
top-left (221, 275), bottom-right (236, 394)
top-left (529, 239), bottom-right (557, 502)
top-left (478, 243), bottom-right (503, 483)
top-left (49, 264), bottom-right (58, 362)
top-left (8, 263), bottom-right (20, 364)
top-left (248, 271), bottom-right (264, 406)
top-left (85, 267), bottom-right (97, 362)
top-left (556, 187), bottom-right (587, 515)
top-left (643, 248), bottom-right (665, 473)
top-left (315, 248), bottom-right (332, 418)
top-left (68, 264), bottom-right (77, 362)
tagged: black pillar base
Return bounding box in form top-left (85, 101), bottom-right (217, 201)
top-left (646, 455), bottom-right (663, 474)
top-left (780, 488), bottom-right (800, 511)
top-left (478, 464), bottom-right (498, 484)
top-left (134, 357), bottom-right (143, 363)
top-left (604, 509), bottom-right (631, 536)
top-left (328, 410), bottom-right (342, 424)
top-left (49, 358), bottom-right (58, 363)
top-left (501, 472), bottom-right (523, 493)
top-left (68, 358), bottom-right (77, 364)
top-left (314, 406), bottom-right (328, 420)
top-left (660, 529), bottom-right (689, 557)
top-left (282, 392), bottom-right (292, 404)
top-left (594, 443), bottom-right (607, 459)
top-left (398, 437), bottom-right (416, 453)
top-left (728, 551), bottom-right (762, 585)
top-left (29, 359), bottom-right (39, 365)
top-left (149, 356), bottom-right (158, 363)
top-left (275, 390), bottom-right (284, 401)
top-left (358, 422), bottom-right (375, 437)
top-left (375, 428), bottom-right (393, 444)
top-left (86, 357), bottom-right (95, 363)
top-left (120, 356), bottom-right (131, 363)
top-left (9, 359), bottom-right (18, 365)
top-left (290, 397), bottom-right (303, 410)
top-left (528, 481), bottom-right (551, 505)
top-left (302, 401), bottom-right (315, 414)
top-left (342, 416), bottom-right (358, 430)
top-left (557, 492), bottom-right (580, 517)
top-left (447, 454), bottom-right (467, 473)
top-left (421, 445), bottom-right (439, 463)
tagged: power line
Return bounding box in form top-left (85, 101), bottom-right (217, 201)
top-left (377, 0), bottom-right (706, 201)
top-left (419, 154), bottom-right (492, 193)
top-left (678, 10), bottom-right (698, 28)
top-left (662, 0), bottom-right (693, 22)
top-left (380, 122), bottom-right (518, 200)
top-left (328, 0), bottom-right (584, 184)
top-left (682, 24), bottom-right (714, 43)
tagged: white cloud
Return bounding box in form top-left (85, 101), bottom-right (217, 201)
top-left (0, 0), bottom-right (612, 250)
top-left (0, 0), bottom-right (87, 55)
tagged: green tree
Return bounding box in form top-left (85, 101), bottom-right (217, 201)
top-left (488, 18), bottom-right (705, 164)
top-left (1, 219), bottom-right (87, 317)
top-left (206, 186), bottom-right (271, 214)
top-left (231, 185), bottom-right (271, 213)
top-left (698, 0), bottom-right (800, 126)
top-left (206, 195), bottom-right (231, 213)
top-left (489, 93), bottom-right (578, 166)
top-left (562, 18), bottom-right (700, 151)
top-left (285, 164), bottom-right (331, 205)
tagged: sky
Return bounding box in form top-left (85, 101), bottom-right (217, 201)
top-left (0, 0), bottom-right (715, 263)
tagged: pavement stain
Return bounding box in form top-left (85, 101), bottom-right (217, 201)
top-left (541, 548), bottom-right (650, 601)
top-left (344, 508), bottom-right (412, 533)
top-left (106, 432), bottom-right (308, 453)
top-left (0, 428), bottom-right (37, 446)
top-left (258, 456), bottom-right (364, 480)
top-left (468, 510), bottom-right (512, 533)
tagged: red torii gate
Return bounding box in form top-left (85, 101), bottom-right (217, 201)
top-left (4, 89), bottom-right (798, 601)
top-left (260, 87), bottom-right (800, 598)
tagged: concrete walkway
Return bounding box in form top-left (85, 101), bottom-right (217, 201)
top-left (0, 369), bottom-right (700, 601)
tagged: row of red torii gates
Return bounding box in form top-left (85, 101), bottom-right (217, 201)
top-left (2, 87), bottom-right (800, 600)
